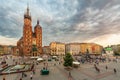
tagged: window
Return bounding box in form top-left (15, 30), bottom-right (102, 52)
top-left (28, 49), bottom-right (29, 51)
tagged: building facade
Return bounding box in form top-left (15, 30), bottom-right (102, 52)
top-left (0, 45), bottom-right (4, 55)
top-left (0, 45), bottom-right (13, 55)
top-left (11, 46), bottom-right (19, 56)
top-left (104, 47), bottom-right (114, 56)
top-left (66, 43), bottom-right (80, 55)
top-left (80, 43), bottom-right (103, 55)
top-left (111, 45), bottom-right (120, 55)
top-left (17, 7), bottom-right (42, 56)
top-left (65, 43), bottom-right (103, 55)
top-left (50, 42), bottom-right (65, 55)
top-left (42, 46), bottom-right (50, 55)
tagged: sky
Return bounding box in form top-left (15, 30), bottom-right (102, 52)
top-left (0, 0), bottom-right (120, 47)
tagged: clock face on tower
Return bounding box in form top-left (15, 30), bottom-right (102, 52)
top-left (24, 19), bottom-right (30, 26)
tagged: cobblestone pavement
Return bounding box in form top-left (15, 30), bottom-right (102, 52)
top-left (0, 56), bottom-right (120, 80)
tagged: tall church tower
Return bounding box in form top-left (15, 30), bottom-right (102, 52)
top-left (23, 6), bottom-right (32, 56)
top-left (17, 6), bottom-right (43, 56)
top-left (34, 20), bottom-right (42, 55)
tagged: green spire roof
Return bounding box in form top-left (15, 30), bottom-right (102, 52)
top-left (105, 47), bottom-right (112, 51)
top-left (32, 45), bottom-right (37, 51)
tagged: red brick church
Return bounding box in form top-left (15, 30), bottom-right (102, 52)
top-left (17, 6), bottom-right (42, 56)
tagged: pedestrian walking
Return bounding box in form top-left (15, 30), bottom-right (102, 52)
top-left (3, 77), bottom-right (5, 80)
top-left (114, 68), bottom-right (117, 74)
top-left (68, 71), bottom-right (72, 80)
top-left (45, 67), bottom-right (47, 70)
top-left (3, 76), bottom-right (5, 80)
top-left (30, 74), bottom-right (33, 80)
top-left (43, 62), bottom-right (45, 66)
top-left (94, 64), bottom-right (96, 67)
top-left (69, 71), bottom-right (71, 77)
top-left (22, 72), bottom-right (23, 77)
top-left (47, 63), bottom-right (48, 67)
top-left (59, 62), bottom-right (60, 64)
top-left (105, 65), bottom-right (108, 70)
top-left (32, 69), bottom-right (35, 74)
top-left (68, 77), bottom-right (72, 80)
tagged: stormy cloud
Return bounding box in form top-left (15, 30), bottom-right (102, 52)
top-left (0, 0), bottom-right (120, 46)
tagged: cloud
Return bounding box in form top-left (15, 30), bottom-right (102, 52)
top-left (0, 35), bottom-right (17, 45)
top-left (87, 33), bottom-right (120, 47)
top-left (0, 0), bottom-right (120, 47)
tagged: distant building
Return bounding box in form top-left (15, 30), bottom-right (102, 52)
top-left (3, 46), bottom-right (9, 54)
top-left (0, 45), bottom-right (4, 55)
top-left (50, 42), bottom-right (65, 55)
top-left (104, 47), bottom-right (114, 56)
top-left (42, 46), bottom-right (50, 55)
top-left (12, 46), bottom-right (19, 56)
top-left (0, 45), bottom-right (13, 55)
top-left (66, 43), bottom-right (80, 55)
top-left (80, 43), bottom-right (103, 55)
top-left (17, 6), bottom-right (42, 56)
top-left (7, 46), bottom-right (13, 54)
top-left (111, 44), bottom-right (120, 55)
top-left (65, 43), bottom-right (103, 55)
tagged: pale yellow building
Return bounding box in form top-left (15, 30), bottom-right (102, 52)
top-left (65, 43), bottom-right (103, 55)
top-left (3, 46), bottom-right (9, 54)
top-left (50, 42), bottom-right (65, 55)
top-left (80, 43), bottom-right (103, 55)
top-left (0, 45), bottom-right (4, 55)
top-left (66, 43), bottom-right (81, 55)
top-left (79, 43), bottom-right (88, 54)
top-left (0, 45), bottom-right (13, 55)
top-left (49, 42), bottom-right (103, 55)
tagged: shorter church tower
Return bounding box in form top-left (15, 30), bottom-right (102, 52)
top-left (34, 20), bottom-right (42, 55)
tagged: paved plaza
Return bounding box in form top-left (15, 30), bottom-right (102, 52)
top-left (0, 56), bottom-right (120, 80)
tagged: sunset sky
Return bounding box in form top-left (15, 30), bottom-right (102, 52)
top-left (0, 0), bottom-right (120, 47)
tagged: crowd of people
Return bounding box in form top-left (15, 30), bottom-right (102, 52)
top-left (1, 55), bottom-right (120, 80)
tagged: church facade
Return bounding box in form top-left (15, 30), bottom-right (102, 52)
top-left (17, 7), bottom-right (42, 56)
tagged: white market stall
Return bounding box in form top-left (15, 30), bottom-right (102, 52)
top-left (37, 58), bottom-right (44, 62)
top-left (73, 61), bottom-right (80, 68)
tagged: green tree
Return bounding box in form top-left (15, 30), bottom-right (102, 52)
top-left (113, 45), bottom-right (120, 56)
top-left (114, 51), bottom-right (120, 56)
top-left (64, 53), bottom-right (73, 67)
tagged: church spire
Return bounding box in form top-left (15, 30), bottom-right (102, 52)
top-left (26, 3), bottom-right (29, 15)
top-left (24, 3), bottom-right (31, 20)
top-left (37, 19), bottom-right (39, 24)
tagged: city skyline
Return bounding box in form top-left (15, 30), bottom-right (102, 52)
top-left (0, 0), bottom-right (120, 47)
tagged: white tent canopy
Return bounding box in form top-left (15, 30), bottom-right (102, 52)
top-left (30, 56), bottom-right (39, 59)
top-left (52, 56), bottom-right (57, 58)
top-left (73, 61), bottom-right (80, 65)
top-left (37, 58), bottom-right (44, 61)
